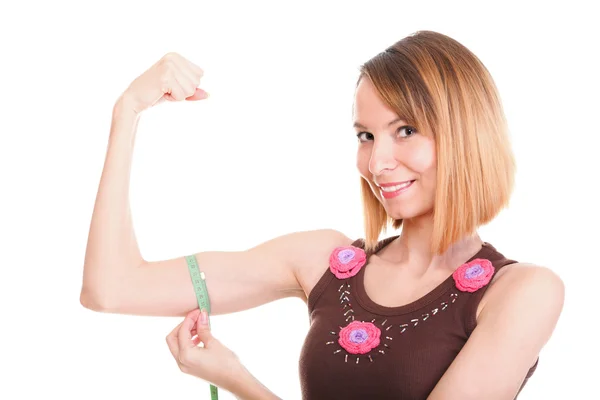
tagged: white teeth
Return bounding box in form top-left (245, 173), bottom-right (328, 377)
top-left (380, 181), bottom-right (413, 192)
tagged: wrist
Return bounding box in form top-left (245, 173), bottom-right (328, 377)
top-left (110, 93), bottom-right (141, 140)
top-left (113, 92), bottom-right (141, 120)
top-left (229, 364), bottom-right (280, 400)
top-left (228, 363), bottom-right (253, 394)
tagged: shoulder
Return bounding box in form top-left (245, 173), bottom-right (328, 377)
top-left (478, 262), bottom-right (565, 329)
top-left (288, 229), bottom-right (354, 262)
top-left (264, 228), bottom-right (353, 263)
top-left (286, 229), bottom-right (355, 301)
top-left (487, 262), bottom-right (565, 302)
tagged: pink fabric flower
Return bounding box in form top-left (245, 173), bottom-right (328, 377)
top-left (329, 246), bottom-right (367, 279)
top-left (338, 321), bottom-right (381, 354)
top-left (453, 258), bottom-right (495, 292)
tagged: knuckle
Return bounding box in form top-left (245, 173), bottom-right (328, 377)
top-left (160, 74), bottom-right (170, 84)
top-left (188, 64), bottom-right (203, 78)
top-left (157, 62), bottom-right (173, 79)
top-left (163, 51), bottom-right (180, 61)
top-left (160, 77), bottom-right (173, 91)
top-left (159, 56), bottom-right (178, 71)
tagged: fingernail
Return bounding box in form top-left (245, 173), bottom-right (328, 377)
top-left (200, 309), bottom-right (208, 325)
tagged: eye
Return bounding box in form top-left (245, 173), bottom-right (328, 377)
top-left (356, 132), bottom-right (374, 142)
top-left (398, 125), bottom-right (417, 138)
top-left (356, 125), bottom-right (417, 143)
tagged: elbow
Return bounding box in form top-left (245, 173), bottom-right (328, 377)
top-left (80, 264), bottom-right (134, 312)
top-left (79, 288), bottom-right (118, 313)
top-left (80, 290), bottom-right (102, 312)
top-left (80, 290), bottom-right (107, 312)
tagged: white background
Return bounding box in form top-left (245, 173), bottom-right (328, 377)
top-left (1, 1), bottom-right (598, 399)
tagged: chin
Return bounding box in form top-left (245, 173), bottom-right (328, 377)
top-left (381, 203), bottom-right (434, 222)
top-left (368, 182), bottom-right (434, 220)
top-left (385, 210), bottom-right (417, 222)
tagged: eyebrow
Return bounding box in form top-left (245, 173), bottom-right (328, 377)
top-left (353, 117), bottom-right (405, 130)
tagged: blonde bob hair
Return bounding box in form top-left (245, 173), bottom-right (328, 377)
top-left (358, 30), bottom-right (515, 255)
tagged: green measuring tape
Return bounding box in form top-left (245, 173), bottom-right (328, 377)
top-left (185, 254), bottom-right (219, 400)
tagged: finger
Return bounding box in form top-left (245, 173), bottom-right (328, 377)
top-left (186, 88), bottom-right (209, 101)
top-left (175, 68), bottom-right (197, 99)
top-left (160, 63), bottom-right (189, 101)
top-left (180, 63), bottom-right (201, 89)
top-left (191, 64), bottom-right (204, 79)
top-left (166, 320), bottom-right (185, 360)
top-left (166, 74), bottom-right (187, 101)
top-left (192, 336), bottom-right (201, 347)
top-left (172, 53), bottom-right (203, 82)
top-left (186, 60), bottom-right (204, 79)
top-left (177, 309), bottom-right (201, 351)
top-left (178, 60), bottom-right (207, 100)
top-left (194, 309), bottom-right (216, 347)
top-left (161, 81), bottom-right (182, 102)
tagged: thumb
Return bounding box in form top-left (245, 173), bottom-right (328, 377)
top-left (195, 309), bottom-right (215, 346)
top-left (185, 88), bottom-right (210, 101)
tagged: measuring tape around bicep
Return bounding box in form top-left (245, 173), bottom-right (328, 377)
top-left (185, 254), bottom-right (218, 400)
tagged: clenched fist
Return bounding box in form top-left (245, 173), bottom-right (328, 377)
top-left (120, 52), bottom-right (209, 115)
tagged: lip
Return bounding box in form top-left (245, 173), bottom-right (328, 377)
top-left (376, 180), bottom-right (415, 188)
top-left (378, 180), bottom-right (416, 199)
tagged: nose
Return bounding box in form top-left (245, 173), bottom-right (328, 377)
top-left (369, 138), bottom-right (398, 176)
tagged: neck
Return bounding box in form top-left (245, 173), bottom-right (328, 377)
top-left (387, 214), bottom-right (484, 275)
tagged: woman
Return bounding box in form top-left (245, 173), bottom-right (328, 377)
top-left (81, 30), bottom-right (564, 399)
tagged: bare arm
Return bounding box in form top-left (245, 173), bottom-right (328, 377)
top-left (427, 265), bottom-right (564, 399)
top-left (80, 98), bottom-right (143, 310)
top-left (80, 54), bottom-right (352, 317)
top-left (80, 97), bottom-right (351, 317)
top-left (86, 226), bottom-right (350, 317)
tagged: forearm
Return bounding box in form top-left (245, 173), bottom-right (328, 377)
top-left (230, 365), bottom-right (282, 400)
top-left (81, 96), bottom-right (143, 308)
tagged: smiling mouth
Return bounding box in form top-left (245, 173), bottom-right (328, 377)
top-left (379, 181), bottom-right (415, 192)
top-left (377, 180), bottom-right (416, 198)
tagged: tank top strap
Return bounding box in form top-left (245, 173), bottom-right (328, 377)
top-left (350, 238), bottom-right (364, 247)
top-left (351, 235), bottom-right (398, 257)
top-left (462, 242), bottom-right (519, 335)
top-left (308, 236), bottom-right (397, 315)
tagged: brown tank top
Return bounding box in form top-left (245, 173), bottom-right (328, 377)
top-left (299, 235), bottom-right (538, 399)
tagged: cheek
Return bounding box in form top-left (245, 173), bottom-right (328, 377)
top-left (356, 148), bottom-right (370, 177)
top-left (409, 140), bottom-right (436, 174)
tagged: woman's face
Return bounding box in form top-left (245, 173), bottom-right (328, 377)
top-left (354, 77), bottom-right (437, 221)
